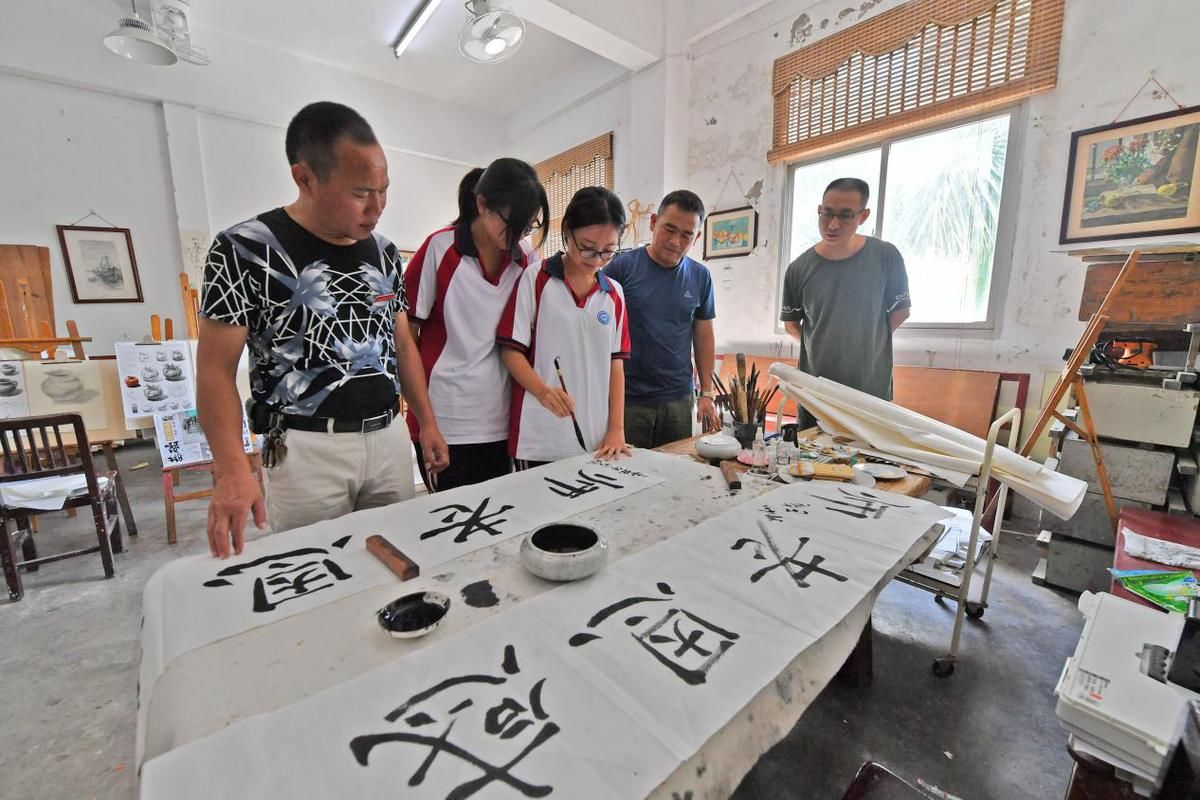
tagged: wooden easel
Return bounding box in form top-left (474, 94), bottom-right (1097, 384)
top-left (0, 318), bottom-right (90, 360)
top-left (145, 315), bottom-right (264, 544)
top-left (989, 250), bottom-right (1143, 530)
top-left (179, 273), bottom-right (200, 338)
top-left (150, 314), bottom-right (175, 343)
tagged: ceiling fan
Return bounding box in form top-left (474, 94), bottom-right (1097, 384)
top-left (103, 0), bottom-right (210, 66)
top-left (392, 0), bottom-right (526, 65)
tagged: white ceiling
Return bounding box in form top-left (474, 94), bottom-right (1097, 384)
top-left (188, 0), bottom-right (628, 111)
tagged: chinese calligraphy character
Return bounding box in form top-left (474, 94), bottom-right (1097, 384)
top-left (584, 460), bottom-right (647, 479)
top-left (349, 644), bottom-right (559, 798)
top-left (544, 469), bottom-right (624, 500)
top-left (202, 534), bottom-right (353, 612)
top-left (732, 520), bottom-right (848, 590)
top-left (758, 502), bottom-right (810, 523)
top-left (420, 498), bottom-right (514, 543)
top-left (569, 582), bottom-right (739, 686)
top-left (813, 487), bottom-right (909, 520)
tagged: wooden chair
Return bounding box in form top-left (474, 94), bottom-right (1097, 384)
top-left (162, 452), bottom-right (264, 545)
top-left (842, 762), bottom-right (931, 799)
top-left (0, 413), bottom-right (122, 602)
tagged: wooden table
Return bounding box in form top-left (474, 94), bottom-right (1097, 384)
top-left (138, 452), bottom-right (945, 798)
top-left (656, 432), bottom-right (933, 499)
top-left (656, 433), bottom-right (933, 689)
top-left (1111, 508), bottom-right (1200, 607)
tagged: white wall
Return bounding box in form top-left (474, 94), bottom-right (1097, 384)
top-left (505, 0), bottom-right (689, 224)
top-left (0, 0), bottom-right (501, 165)
top-left (198, 112), bottom-right (472, 249)
top-left (0, 0), bottom-right (495, 352)
top-left (685, 0), bottom-right (1200, 383)
top-left (506, 76), bottom-right (636, 197)
top-left (0, 72), bottom-right (184, 350)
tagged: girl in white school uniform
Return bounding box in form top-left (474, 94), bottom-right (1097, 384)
top-left (498, 186), bottom-right (632, 467)
top-left (405, 158), bottom-right (548, 491)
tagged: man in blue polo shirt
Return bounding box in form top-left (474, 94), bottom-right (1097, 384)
top-left (604, 190), bottom-right (718, 448)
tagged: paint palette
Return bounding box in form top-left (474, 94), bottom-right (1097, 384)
top-left (376, 591), bottom-right (450, 639)
top-left (854, 463), bottom-right (907, 481)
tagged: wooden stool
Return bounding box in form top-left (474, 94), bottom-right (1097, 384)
top-left (162, 452), bottom-right (264, 544)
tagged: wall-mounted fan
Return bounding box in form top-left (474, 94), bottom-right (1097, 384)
top-left (458, 0), bottom-right (526, 64)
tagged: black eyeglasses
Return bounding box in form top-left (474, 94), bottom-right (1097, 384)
top-left (493, 209), bottom-right (543, 238)
top-left (817, 209), bottom-right (863, 222)
top-left (569, 232), bottom-right (624, 262)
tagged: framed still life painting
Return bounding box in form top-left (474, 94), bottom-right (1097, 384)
top-left (704, 206), bottom-right (758, 259)
top-left (56, 225), bottom-right (145, 303)
top-left (1060, 105), bottom-right (1200, 243)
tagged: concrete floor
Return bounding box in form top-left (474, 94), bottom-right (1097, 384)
top-left (0, 440), bottom-right (1085, 800)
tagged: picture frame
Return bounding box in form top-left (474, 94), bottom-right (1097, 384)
top-left (704, 206), bottom-right (758, 259)
top-left (1060, 105), bottom-right (1200, 244)
top-left (55, 225), bottom-right (144, 303)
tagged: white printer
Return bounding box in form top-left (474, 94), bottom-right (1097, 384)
top-left (1056, 591), bottom-right (1200, 795)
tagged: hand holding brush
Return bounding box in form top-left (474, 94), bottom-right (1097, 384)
top-left (553, 357), bottom-right (588, 452)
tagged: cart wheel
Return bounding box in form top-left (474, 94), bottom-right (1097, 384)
top-left (966, 602), bottom-right (986, 620)
top-left (932, 658), bottom-right (955, 677)
top-left (933, 594), bottom-right (946, 605)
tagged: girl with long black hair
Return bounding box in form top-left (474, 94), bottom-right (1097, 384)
top-left (404, 157), bottom-right (549, 490)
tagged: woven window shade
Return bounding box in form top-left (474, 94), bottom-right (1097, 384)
top-left (768, 0), bottom-right (1063, 164)
top-left (535, 132), bottom-right (614, 256)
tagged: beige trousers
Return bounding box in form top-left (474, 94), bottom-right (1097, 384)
top-left (264, 422), bottom-right (415, 533)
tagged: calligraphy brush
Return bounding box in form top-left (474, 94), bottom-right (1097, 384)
top-left (758, 385), bottom-right (779, 424)
top-left (554, 356), bottom-right (587, 451)
top-left (711, 372), bottom-right (734, 422)
top-left (711, 371), bottom-right (730, 401)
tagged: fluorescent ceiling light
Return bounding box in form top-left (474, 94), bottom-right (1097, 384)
top-left (393, 0), bottom-right (444, 58)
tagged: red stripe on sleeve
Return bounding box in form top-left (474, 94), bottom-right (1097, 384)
top-left (405, 234), bottom-right (460, 442)
top-left (611, 283), bottom-right (631, 355)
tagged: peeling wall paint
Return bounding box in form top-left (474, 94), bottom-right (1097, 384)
top-left (789, 14), bottom-right (813, 46)
top-left (686, 0), bottom-right (1200, 387)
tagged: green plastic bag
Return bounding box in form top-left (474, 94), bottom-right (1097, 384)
top-left (1110, 569), bottom-right (1200, 614)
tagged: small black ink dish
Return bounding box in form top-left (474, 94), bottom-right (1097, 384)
top-left (376, 591), bottom-right (450, 639)
top-left (520, 523), bottom-right (608, 582)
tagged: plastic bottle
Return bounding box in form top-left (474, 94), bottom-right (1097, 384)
top-left (751, 428), bottom-right (767, 470)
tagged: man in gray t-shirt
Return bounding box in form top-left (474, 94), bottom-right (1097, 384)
top-left (780, 178), bottom-right (910, 418)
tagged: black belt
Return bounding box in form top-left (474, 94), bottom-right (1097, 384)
top-left (280, 409), bottom-right (395, 434)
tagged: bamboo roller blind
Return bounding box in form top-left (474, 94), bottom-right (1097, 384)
top-left (768, 0), bottom-right (1063, 164)
top-left (535, 132), bottom-right (614, 255)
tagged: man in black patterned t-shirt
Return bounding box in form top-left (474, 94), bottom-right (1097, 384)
top-left (198, 101), bottom-right (449, 557)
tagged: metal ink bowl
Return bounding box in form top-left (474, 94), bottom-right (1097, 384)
top-left (520, 523), bottom-right (608, 582)
top-left (376, 590), bottom-right (450, 639)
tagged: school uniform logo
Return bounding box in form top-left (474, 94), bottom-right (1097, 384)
top-left (596, 310), bottom-right (611, 325)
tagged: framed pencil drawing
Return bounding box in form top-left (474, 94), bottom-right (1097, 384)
top-left (56, 225), bottom-right (144, 303)
top-left (704, 206), bottom-right (758, 259)
top-left (1060, 105), bottom-right (1200, 244)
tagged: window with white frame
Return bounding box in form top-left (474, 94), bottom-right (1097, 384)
top-left (783, 112), bottom-right (1013, 326)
